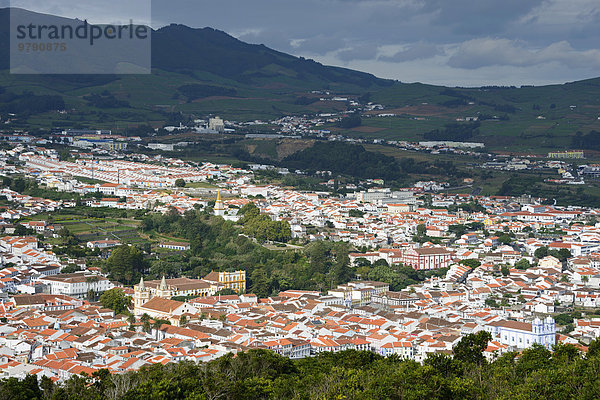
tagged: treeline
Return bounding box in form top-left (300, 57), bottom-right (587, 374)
top-left (498, 175), bottom-right (600, 208)
top-left (293, 96), bottom-right (319, 106)
top-left (83, 91), bottom-right (130, 109)
top-left (437, 89), bottom-right (517, 113)
top-left (3, 336), bottom-right (600, 399)
top-left (0, 90), bottom-right (64, 115)
top-left (282, 141), bottom-right (463, 182)
top-left (571, 130), bottom-right (600, 150)
top-left (338, 114), bottom-right (362, 129)
top-left (423, 122), bottom-right (480, 141)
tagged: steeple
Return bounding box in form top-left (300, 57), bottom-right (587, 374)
top-left (214, 189), bottom-right (225, 216)
top-left (160, 275), bottom-right (168, 291)
top-left (139, 276), bottom-right (145, 290)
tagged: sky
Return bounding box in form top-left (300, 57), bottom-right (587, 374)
top-left (4, 0), bottom-right (600, 86)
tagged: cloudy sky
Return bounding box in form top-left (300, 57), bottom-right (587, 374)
top-left (5, 0), bottom-right (600, 86)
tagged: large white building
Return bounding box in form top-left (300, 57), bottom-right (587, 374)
top-left (485, 317), bottom-right (556, 349)
top-left (328, 281), bottom-right (390, 307)
top-left (38, 273), bottom-right (114, 299)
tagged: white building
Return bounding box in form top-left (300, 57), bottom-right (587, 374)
top-left (485, 317), bottom-right (555, 350)
top-left (37, 273), bottom-right (114, 299)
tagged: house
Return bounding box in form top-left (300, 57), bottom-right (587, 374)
top-left (159, 242), bottom-right (190, 251)
top-left (401, 247), bottom-right (453, 270)
top-left (86, 239), bottom-right (120, 249)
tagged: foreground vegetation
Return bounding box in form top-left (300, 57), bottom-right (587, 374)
top-left (2, 334), bottom-right (600, 400)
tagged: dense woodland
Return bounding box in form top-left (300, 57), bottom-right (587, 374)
top-left (101, 208), bottom-right (352, 296)
top-left (281, 141), bottom-right (462, 183)
top-left (2, 334), bottom-right (600, 400)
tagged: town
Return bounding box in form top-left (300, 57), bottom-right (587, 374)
top-left (0, 139), bottom-right (598, 385)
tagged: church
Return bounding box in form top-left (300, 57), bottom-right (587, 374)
top-left (133, 276), bottom-right (218, 318)
top-left (133, 270), bottom-right (247, 318)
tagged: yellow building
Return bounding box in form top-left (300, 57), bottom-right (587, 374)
top-left (548, 150), bottom-right (584, 159)
top-left (204, 270), bottom-right (246, 292)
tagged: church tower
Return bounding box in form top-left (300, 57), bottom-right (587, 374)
top-left (133, 276), bottom-right (150, 316)
top-left (156, 276), bottom-right (171, 299)
top-left (214, 189), bottom-right (225, 216)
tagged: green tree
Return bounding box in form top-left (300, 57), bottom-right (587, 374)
top-left (348, 209), bottom-right (364, 218)
top-left (174, 178), bottom-right (186, 187)
top-left (515, 258), bottom-right (531, 270)
top-left (535, 246), bottom-right (549, 259)
top-left (459, 259), bottom-right (481, 269)
top-left (453, 331), bottom-right (492, 365)
top-left (103, 245), bottom-right (148, 284)
top-left (99, 288), bottom-right (131, 315)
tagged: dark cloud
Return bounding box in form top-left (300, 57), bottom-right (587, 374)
top-left (379, 42), bottom-right (443, 62)
top-left (337, 43), bottom-right (379, 62)
top-left (2, 0), bottom-right (599, 85)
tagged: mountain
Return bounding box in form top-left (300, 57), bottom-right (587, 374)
top-left (0, 8), bottom-right (599, 153)
top-left (0, 7), bottom-right (393, 124)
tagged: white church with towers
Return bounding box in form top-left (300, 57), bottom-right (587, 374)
top-left (133, 276), bottom-right (222, 324)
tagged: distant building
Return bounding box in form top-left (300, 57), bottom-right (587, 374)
top-left (159, 242), bottom-right (190, 251)
top-left (213, 189), bottom-right (225, 216)
top-left (401, 247), bottom-right (453, 270)
top-left (548, 150), bottom-right (584, 159)
top-left (87, 239), bottom-right (120, 249)
top-left (134, 276), bottom-right (220, 307)
top-left (328, 281), bottom-right (390, 306)
top-left (209, 117), bottom-right (225, 133)
top-left (485, 317), bottom-right (556, 349)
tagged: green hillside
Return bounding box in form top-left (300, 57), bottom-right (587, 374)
top-left (1, 8), bottom-right (600, 152)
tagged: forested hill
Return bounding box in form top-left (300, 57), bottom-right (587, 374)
top-left (2, 337), bottom-right (600, 399)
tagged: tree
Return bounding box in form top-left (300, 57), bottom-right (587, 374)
top-left (348, 209), bottom-right (364, 218)
top-left (515, 258), bottom-right (531, 270)
top-left (459, 259), bottom-right (481, 269)
top-left (103, 245), bottom-right (148, 284)
top-left (498, 234), bottom-right (513, 245)
top-left (535, 246), bottom-right (549, 259)
top-left (174, 178), bottom-right (186, 187)
top-left (501, 265), bottom-right (510, 276)
top-left (554, 248), bottom-right (572, 262)
top-left (61, 264), bottom-right (80, 274)
top-left (453, 331), bottom-right (492, 365)
top-left (588, 338), bottom-right (600, 358)
top-left (0, 375), bottom-right (42, 400)
top-left (449, 224), bottom-right (467, 237)
top-left (179, 315), bottom-right (188, 325)
top-left (516, 343), bottom-right (552, 375)
top-left (99, 288), bottom-right (131, 315)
